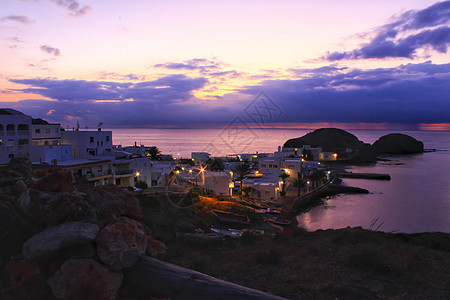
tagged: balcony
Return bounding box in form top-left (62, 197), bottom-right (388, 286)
top-left (115, 169), bottom-right (134, 176)
top-left (18, 130), bottom-right (30, 136)
top-left (7, 131), bottom-right (15, 136)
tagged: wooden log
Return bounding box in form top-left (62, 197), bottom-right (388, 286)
top-left (124, 256), bottom-right (288, 300)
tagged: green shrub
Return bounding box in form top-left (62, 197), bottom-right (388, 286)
top-left (135, 180), bottom-right (148, 189)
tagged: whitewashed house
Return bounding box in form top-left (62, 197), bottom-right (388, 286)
top-left (0, 108), bottom-right (32, 164)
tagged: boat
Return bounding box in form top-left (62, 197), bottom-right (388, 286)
top-left (267, 215), bottom-right (291, 226)
top-left (212, 210), bottom-right (250, 225)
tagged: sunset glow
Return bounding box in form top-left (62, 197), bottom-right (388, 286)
top-left (1, 0), bottom-right (448, 130)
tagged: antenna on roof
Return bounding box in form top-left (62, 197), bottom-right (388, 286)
top-left (76, 121), bottom-right (80, 131)
top-left (98, 122), bottom-right (103, 131)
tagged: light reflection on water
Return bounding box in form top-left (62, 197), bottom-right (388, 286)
top-left (108, 128), bottom-right (450, 233)
top-left (297, 151), bottom-right (450, 233)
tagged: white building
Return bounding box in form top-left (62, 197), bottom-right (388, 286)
top-left (31, 118), bottom-right (61, 146)
top-left (0, 108), bottom-right (32, 164)
top-left (62, 130), bottom-right (113, 158)
top-left (30, 144), bottom-right (73, 165)
top-left (58, 159), bottom-right (114, 186)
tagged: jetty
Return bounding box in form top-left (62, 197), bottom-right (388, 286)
top-left (337, 172), bottom-right (391, 180)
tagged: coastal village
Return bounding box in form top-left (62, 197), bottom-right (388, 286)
top-left (0, 108), bottom-right (339, 226)
top-left (1, 107), bottom-right (448, 300)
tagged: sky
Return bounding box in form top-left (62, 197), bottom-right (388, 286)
top-left (1, 0), bottom-right (449, 130)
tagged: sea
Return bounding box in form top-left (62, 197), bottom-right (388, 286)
top-left (110, 128), bottom-right (450, 234)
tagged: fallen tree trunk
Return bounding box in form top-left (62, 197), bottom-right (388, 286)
top-left (124, 256), bottom-right (288, 300)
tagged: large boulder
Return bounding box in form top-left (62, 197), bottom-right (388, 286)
top-left (284, 128), bottom-right (377, 163)
top-left (78, 184), bottom-right (143, 224)
top-left (17, 188), bottom-right (53, 227)
top-left (23, 221), bottom-right (100, 260)
top-left (3, 259), bottom-right (51, 299)
top-left (46, 193), bottom-right (96, 226)
top-left (372, 133), bottom-right (424, 155)
top-left (48, 258), bottom-right (123, 300)
top-left (96, 217), bottom-right (148, 271)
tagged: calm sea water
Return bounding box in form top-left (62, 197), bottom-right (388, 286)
top-left (110, 128), bottom-right (450, 233)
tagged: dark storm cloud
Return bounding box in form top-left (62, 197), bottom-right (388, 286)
top-left (324, 1), bottom-right (450, 60)
top-left (40, 45), bottom-right (61, 56)
top-left (9, 63), bottom-right (449, 127)
top-left (10, 74), bottom-right (209, 103)
top-left (241, 62), bottom-right (450, 124)
top-left (49, 0), bottom-right (91, 17)
top-left (0, 15), bottom-right (35, 24)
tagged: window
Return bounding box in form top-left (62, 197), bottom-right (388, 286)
top-left (101, 141), bottom-right (103, 146)
top-left (261, 164), bottom-right (266, 168)
top-left (265, 191), bottom-right (270, 196)
top-left (273, 165), bottom-right (278, 168)
top-left (35, 129), bottom-right (41, 133)
top-left (45, 128), bottom-right (50, 133)
top-left (106, 136), bottom-right (110, 142)
top-left (98, 166), bottom-right (103, 172)
top-left (55, 128), bottom-right (59, 133)
top-left (18, 124), bottom-right (29, 130)
top-left (7, 139), bottom-right (15, 151)
top-left (65, 150), bottom-right (68, 154)
top-left (90, 137), bottom-right (94, 143)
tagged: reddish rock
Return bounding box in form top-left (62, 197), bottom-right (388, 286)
top-left (79, 184), bottom-right (143, 223)
top-left (96, 217), bottom-right (148, 271)
top-left (146, 238), bottom-right (169, 262)
top-left (31, 169), bottom-right (74, 193)
top-left (17, 188), bottom-right (52, 227)
top-left (3, 259), bottom-right (51, 300)
top-left (48, 258), bottom-right (123, 300)
top-left (46, 193), bottom-right (95, 226)
top-left (23, 221), bottom-right (100, 260)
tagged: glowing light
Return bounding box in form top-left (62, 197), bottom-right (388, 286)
top-left (181, 167), bottom-right (185, 170)
top-left (229, 182), bottom-right (235, 188)
top-left (307, 181), bottom-right (310, 184)
top-left (176, 170), bottom-right (180, 174)
top-left (189, 169), bottom-right (193, 173)
top-left (200, 168), bottom-right (205, 172)
top-left (255, 170), bottom-right (259, 174)
top-left (135, 172), bottom-right (140, 177)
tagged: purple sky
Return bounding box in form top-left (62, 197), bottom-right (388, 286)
top-left (1, 0), bottom-right (449, 130)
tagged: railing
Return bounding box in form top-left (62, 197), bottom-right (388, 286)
top-left (18, 145), bottom-right (29, 150)
top-left (18, 130), bottom-right (30, 136)
top-left (7, 146), bottom-right (15, 151)
top-left (115, 169), bottom-right (134, 176)
top-left (7, 131), bottom-right (15, 136)
top-left (86, 170), bottom-right (112, 179)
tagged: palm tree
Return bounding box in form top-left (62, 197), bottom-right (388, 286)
top-left (236, 162), bottom-right (251, 197)
top-left (206, 158), bottom-right (225, 171)
top-left (279, 173), bottom-right (290, 193)
top-left (147, 146), bottom-right (161, 161)
top-left (293, 178), bottom-right (306, 196)
top-left (308, 169), bottom-right (326, 188)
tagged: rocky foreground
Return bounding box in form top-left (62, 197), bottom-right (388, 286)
top-left (0, 158), bottom-right (168, 299)
top-left (1, 158), bottom-right (449, 299)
